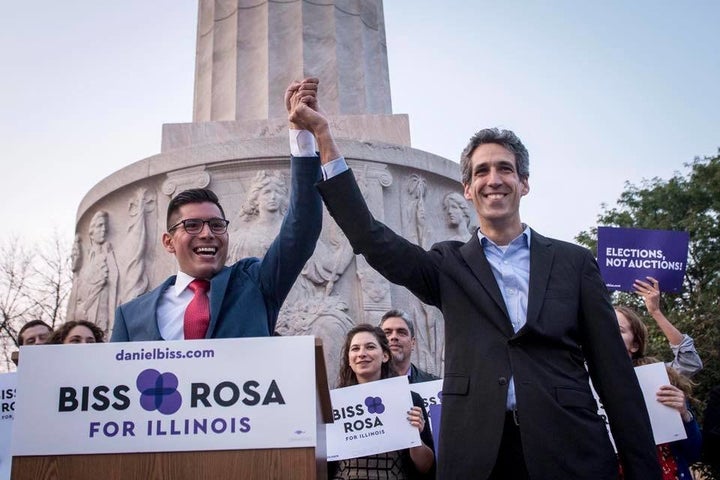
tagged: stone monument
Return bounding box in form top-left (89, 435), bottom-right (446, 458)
top-left (69, 0), bottom-right (472, 384)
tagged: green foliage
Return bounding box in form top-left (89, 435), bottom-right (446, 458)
top-left (576, 152), bottom-right (720, 416)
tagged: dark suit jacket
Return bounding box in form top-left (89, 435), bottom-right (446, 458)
top-left (318, 169), bottom-right (661, 480)
top-left (409, 363), bottom-right (440, 384)
top-left (110, 156), bottom-right (322, 342)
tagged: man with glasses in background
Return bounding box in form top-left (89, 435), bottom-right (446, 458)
top-left (111, 80), bottom-right (322, 342)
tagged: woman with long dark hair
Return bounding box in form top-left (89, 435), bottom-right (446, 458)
top-left (331, 323), bottom-right (435, 479)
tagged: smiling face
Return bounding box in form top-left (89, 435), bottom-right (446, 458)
top-left (64, 325), bottom-right (97, 344)
top-left (463, 143), bottom-right (529, 239)
top-left (348, 331), bottom-right (390, 384)
top-left (162, 202), bottom-right (228, 280)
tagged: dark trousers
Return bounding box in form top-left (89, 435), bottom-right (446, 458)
top-left (488, 411), bottom-right (530, 480)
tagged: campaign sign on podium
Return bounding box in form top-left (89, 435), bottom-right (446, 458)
top-left (12, 336), bottom-right (316, 456)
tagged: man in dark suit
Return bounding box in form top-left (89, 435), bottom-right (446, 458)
top-left (111, 80), bottom-right (322, 342)
top-left (379, 309), bottom-right (439, 384)
top-left (288, 81), bottom-right (661, 479)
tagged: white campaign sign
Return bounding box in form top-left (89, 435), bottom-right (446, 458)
top-left (12, 336), bottom-right (316, 456)
top-left (408, 379), bottom-right (443, 431)
top-left (326, 376), bottom-right (420, 462)
top-left (0, 373), bottom-right (16, 480)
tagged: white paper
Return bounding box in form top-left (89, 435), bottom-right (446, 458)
top-left (634, 362), bottom-right (687, 444)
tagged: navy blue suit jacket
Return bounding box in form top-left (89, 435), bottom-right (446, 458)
top-left (110, 156), bottom-right (322, 342)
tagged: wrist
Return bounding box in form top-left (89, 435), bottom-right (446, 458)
top-left (681, 410), bottom-right (693, 423)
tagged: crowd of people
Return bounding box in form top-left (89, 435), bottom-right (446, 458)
top-left (13, 77), bottom-right (720, 479)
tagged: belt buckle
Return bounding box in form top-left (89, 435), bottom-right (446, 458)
top-left (511, 409), bottom-right (519, 426)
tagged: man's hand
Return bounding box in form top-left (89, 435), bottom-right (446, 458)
top-left (285, 77), bottom-right (329, 133)
top-left (284, 77), bottom-right (340, 164)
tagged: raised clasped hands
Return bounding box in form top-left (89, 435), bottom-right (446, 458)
top-left (285, 77), bottom-right (328, 133)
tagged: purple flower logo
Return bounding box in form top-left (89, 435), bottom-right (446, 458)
top-left (136, 369), bottom-right (182, 415)
top-left (364, 396), bottom-right (385, 414)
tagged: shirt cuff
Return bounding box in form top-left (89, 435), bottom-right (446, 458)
top-left (321, 157), bottom-right (349, 180)
top-left (289, 129), bottom-right (317, 157)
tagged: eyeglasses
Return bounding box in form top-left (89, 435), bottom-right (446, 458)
top-left (168, 218), bottom-right (230, 235)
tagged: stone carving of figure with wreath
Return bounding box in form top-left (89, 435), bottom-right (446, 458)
top-left (228, 170), bottom-right (289, 262)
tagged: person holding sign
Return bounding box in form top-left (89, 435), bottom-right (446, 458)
top-left (616, 306), bottom-right (702, 479)
top-left (633, 276), bottom-right (703, 377)
top-left (330, 324), bottom-right (435, 479)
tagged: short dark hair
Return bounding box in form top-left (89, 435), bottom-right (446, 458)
top-left (47, 320), bottom-right (105, 344)
top-left (336, 324), bottom-right (394, 388)
top-left (166, 188), bottom-right (225, 230)
top-left (18, 320), bottom-right (52, 346)
top-left (379, 309), bottom-right (415, 338)
top-left (460, 128), bottom-right (529, 185)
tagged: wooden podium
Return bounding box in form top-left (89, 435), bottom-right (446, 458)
top-left (11, 338), bottom-right (333, 480)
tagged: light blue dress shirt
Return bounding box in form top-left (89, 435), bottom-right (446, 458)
top-left (478, 227), bottom-right (531, 411)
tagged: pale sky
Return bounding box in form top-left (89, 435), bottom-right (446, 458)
top-left (1, 1), bottom-right (718, 249)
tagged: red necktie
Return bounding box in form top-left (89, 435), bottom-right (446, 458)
top-left (184, 279), bottom-right (210, 340)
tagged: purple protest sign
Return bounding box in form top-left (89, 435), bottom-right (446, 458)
top-left (597, 227), bottom-right (689, 293)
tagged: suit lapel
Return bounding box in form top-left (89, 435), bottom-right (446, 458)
top-left (207, 266), bottom-right (231, 338)
top-left (526, 230), bottom-right (554, 327)
top-left (459, 234), bottom-right (513, 335)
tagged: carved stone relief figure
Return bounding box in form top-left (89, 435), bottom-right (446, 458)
top-left (66, 234), bottom-right (84, 321)
top-left (278, 217), bottom-right (355, 386)
top-left (402, 173), bottom-right (440, 374)
top-left (78, 210), bottom-right (119, 335)
top-left (121, 187), bottom-right (156, 303)
top-left (443, 192), bottom-right (472, 242)
top-left (404, 174), bottom-right (430, 248)
top-left (228, 170), bottom-right (288, 262)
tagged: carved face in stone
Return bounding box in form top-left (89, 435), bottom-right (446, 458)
top-left (444, 193), bottom-right (470, 228)
top-left (245, 171), bottom-right (288, 218)
top-left (258, 180), bottom-right (285, 213)
top-left (88, 211), bottom-right (108, 245)
top-left (162, 201), bottom-right (229, 280)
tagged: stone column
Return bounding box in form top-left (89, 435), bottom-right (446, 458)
top-left (193, 0), bottom-right (391, 121)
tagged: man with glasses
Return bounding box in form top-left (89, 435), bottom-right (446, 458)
top-left (110, 80), bottom-right (322, 342)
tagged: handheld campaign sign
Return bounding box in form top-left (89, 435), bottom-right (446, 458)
top-left (407, 379), bottom-right (443, 430)
top-left (326, 376), bottom-right (421, 461)
top-left (597, 227), bottom-right (689, 292)
top-left (0, 373), bottom-right (16, 480)
top-left (12, 336), bottom-right (316, 456)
